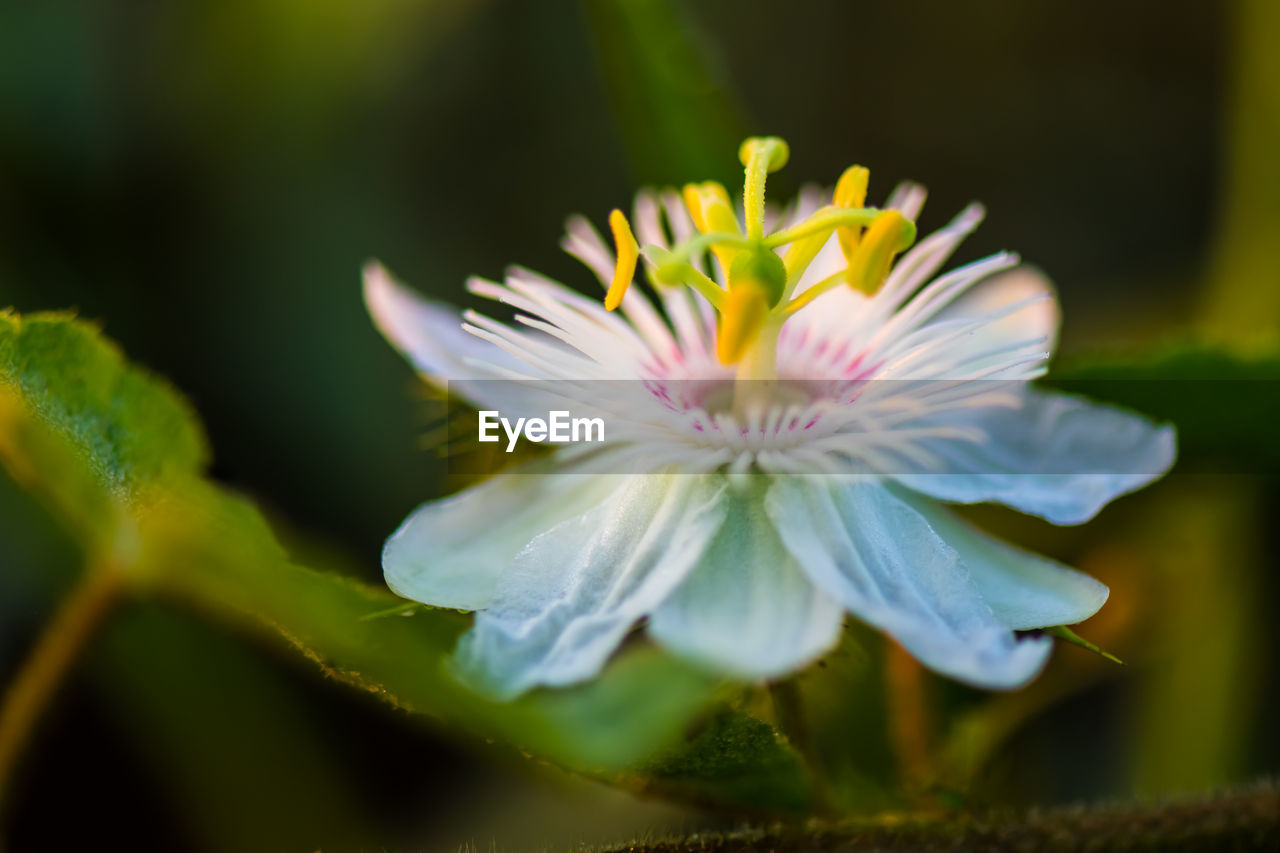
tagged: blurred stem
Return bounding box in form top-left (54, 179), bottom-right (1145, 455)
top-left (1201, 0), bottom-right (1280, 339)
top-left (0, 562), bottom-right (125, 810)
top-left (581, 0), bottom-right (747, 185)
top-left (885, 641), bottom-right (934, 793)
top-left (1130, 478), bottom-right (1261, 794)
top-left (768, 679), bottom-right (833, 816)
top-left (938, 663), bottom-right (1115, 793)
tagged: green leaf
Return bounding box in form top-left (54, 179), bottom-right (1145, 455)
top-left (93, 605), bottom-right (376, 850)
top-left (150, 487), bottom-right (722, 770)
top-left (0, 311), bottom-right (722, 779)
top-left (1052, 340), bottom-right (1280, 380)
top-left (0, 311), bottom-right (208, 498)
top-left (1049, 342), bottom-right (1280, 473)
top-left (634, 707), bottom-right (812, 815)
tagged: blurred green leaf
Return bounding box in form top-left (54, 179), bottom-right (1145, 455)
top-left (634, 707), bottom-right (812, 816)
top-left (0, 311), bottom-right (735, 789)
top-left (150, 487), bottom-right (721, 771)
top-left (582, 0), bottom-right (747, 185)
top-left (0, 311), bottom-right (205, 554)
top-left (1054, 341), bottom-right (1280, 380)
top-left (0, 311), bottom-right (207, 495)
top-left (94, 605), bottom-right (374, 851)
top-left (1049, 343), bottom-right (1280, 472)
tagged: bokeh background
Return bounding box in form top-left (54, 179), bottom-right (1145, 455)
top-left (1, 0), bottom-right (1277, 849)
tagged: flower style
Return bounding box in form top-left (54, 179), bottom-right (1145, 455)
top-left (365, 138), bottom-right (1175, 700)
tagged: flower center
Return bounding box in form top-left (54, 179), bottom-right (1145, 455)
top-left (602, 136), bottom-right (918, 408)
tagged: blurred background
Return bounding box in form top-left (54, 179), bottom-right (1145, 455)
top-left (1, 0), bottom-right (1277, 849)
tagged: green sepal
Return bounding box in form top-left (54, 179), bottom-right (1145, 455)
top-left (1044, 625), bottom-right (1125, 665)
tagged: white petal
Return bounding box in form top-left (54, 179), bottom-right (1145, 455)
top-left (932, 265), bottom-right (1061, 364)
top-left (383, 464), bottom-right (628, 612)
top-left (877, 203), bottom-right (986, 312)
top-left (453, 474), bottom-right (727, 699)
top-left (885, 181), bottom-right (927, 221)
top-left (894, 488), bottom-right (1108, 629)
top-left (648, 480), bottom-right (844, 679)
top-left (767, 477), bottom-right (1051, 690)
top-left (363, 261), bottom-right (530, 382)
top-left (561, 210), bottom-right (679, 362)
top-left (365, 262), bottom-right (578, 417)
top-left (893, 388), bottom-right (1176, 525)
top-left (783, 280), bottom-right (872, 353)
top-left (860, 268), bottom-right (1056, 384)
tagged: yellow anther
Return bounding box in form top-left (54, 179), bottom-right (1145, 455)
top-left (682, 182), bottom-right (738, 235)
top-left (681, 184), bottom-right (709, 232)
top-left (833, 165), bottom-right (869, 209)
top-left (833, 165), bottom-right (870, 262)
top-left (739, 136), bottom-right (790, 240)
top-left (682, 181), bottom-right (740, 280)
top-left (846, 209), bottom-right (911, 295)
top-left (605, 209), bottom-right (638, 311)
top-left (716, 280), bottom-right (769, 365)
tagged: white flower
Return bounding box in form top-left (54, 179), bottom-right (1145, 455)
top-left (365, 138), bottom-right (1175, 700)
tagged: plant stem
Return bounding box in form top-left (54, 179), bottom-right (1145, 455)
top-left (768, 679), bottom-right (834, 816)
top-left (0, 563), bottom-right (125, 809)
top-left (885, 640), bottom-right (934, 791)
